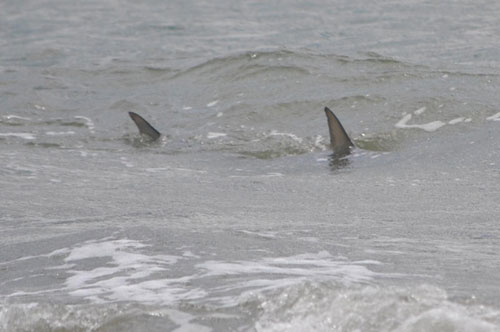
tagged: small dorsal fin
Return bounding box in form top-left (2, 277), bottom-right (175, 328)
top-left (324, 107), bottom-right (354, 155)
top-left (128, 112), bottom-right (161, 141)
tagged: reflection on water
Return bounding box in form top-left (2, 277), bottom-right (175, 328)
top-left (328, 153), bottom-right (352, 170)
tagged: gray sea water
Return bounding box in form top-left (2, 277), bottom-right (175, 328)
top-left (1, 0), bottom-right (500, 331)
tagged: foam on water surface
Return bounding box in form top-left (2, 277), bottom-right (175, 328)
top-left (45, 131), bottom-right (76, 136)
top-left (206, 100), bottom-right (219, 107)
top-left (253, 284), bottom-right (500, 332)
top-left (74, 116), bottom-right (95, 133)
top-left (395, 113), bottom-right (446, 132)
top-left (52, 238), bottom-right (198, 305)
top-left (207, 132), bottom-right (227, 139)
top-left (0, 133), bottom-right (36, 140)
top-left (0, 302), bottom-right (213, 332)
top-left (3, 115), bottom-right (32, 121)
top-left (486, 112), bottom-right (500, 121)
top-left (1, 225), bottom-right (500, 331)
top-left (3, 284), bottom-right (500, 332)
top-left (3, 238), bottom-right (383, 307)
top-left (448, 117), bottom-right (465, 125)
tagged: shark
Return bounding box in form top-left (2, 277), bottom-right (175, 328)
top-left (324, 106), bottom-right (355, 156)
top-left (128, 107), bottom-right (354, 156)
top-left (128, 112), bottom-right (161, 141)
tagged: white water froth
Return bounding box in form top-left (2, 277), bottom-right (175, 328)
top-left (74, 116), bottom-right (95, 133)
top-left (206, 100), bottom-right (219, 107)
top-left (48, 238), bottom-right (206, 305)
top-left (268, 130), bottom-right (303, 143)
top-left (3, 115), bottom-right (32, 121)
top-left (3, 238), bottom-right (500, 331)
top-left (414, 106), bottom-right (427, 115)
top-left (0, 303), bottom-right (213, 332)
top-left (207, 132), bottom-right (227, 139)
top-left (395, 113), bottom-right (446, 132)
top-left (196, 251), bottom-right (381, 307)
top-left (149, 309), bottom-right (212, 332)
top-left (395, 107), bottom-right (482, 132)
top-left (448, 117), bottom-right (465, 125)
top-left (5, 238), bottom-right (381, 309)
top-left (45, 131), bottom-right (76, 136)
top-left (254, 284), bottom-right (500, 332)
top-left (0, 133), bottom-right (36, 140)
top-left (486, 112), bottom-right (500, 121)
top-left (0, 303), bottom-right (120, 332)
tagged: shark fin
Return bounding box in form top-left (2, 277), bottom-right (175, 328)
top-left (324, 107), bottom-right (354, 155)
top-left (128, 112), bottom-right (161, 141)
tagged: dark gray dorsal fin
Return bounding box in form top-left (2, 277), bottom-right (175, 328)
top-left (128, 112), bottom-right (161, 141)
top-left (324, 107), bottom-right (354, 155)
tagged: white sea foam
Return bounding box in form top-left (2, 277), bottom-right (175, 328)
top-left (254, 284), bottom-right (500, 332)
top-left (261, 172), bottom-right (283, 177)
top-left (182, 251), bottom-right (200, 258)
top-left (0, 303), bottom-right (111, 331)
top-left (196, 251), bottom-right (380, 306)
top-left (0, 133), bottom-right (36, 140)
top-left (173, 167), bottom-right (208, 174)
top-left (395, 113), bottom-right (446, 132)
top-left (149, 309), bottom-right (212, 332)
top-left (45, 131), bottom-right (76, 136)
top-left (206, 100), bottom-right (219, 107)
top-left (448, 117), bottom-right (465, 125)
top-left (414, 106), bottom-right (426, 115)
top-left (486, 112), bottom-right (500, 121)
top-left (145, 167), bottom-right (169, 172)
top-left (74, 116), bottom-right (95, 133)
top-left (48, 238), bottom-right (206, 305)
top-left (3, 115), bottom-right (32, 121)
top-left (120, 156), bottom-right (134, 168)
top-left (7, 239), bottom-right (382, 309)
top-left (4, 238), bottom-right (499, 331)
top-left (237, 230), bottom-right (278, 239)
top-left (207, 132), bottom-right (227, 139)
top-left (0, 302), bottom-right (215, 332)
top-left (314, 135), bottom-right (327, 150)
top-left (268, 130), bottom-right (303, 143)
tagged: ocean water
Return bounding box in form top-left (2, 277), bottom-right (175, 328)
top-left (1, 0), bottom-right (500, 331)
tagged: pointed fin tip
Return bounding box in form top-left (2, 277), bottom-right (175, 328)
top-left (128, 112), bottom-right (161, 141)
top-left (324, 107), bottom-right (354, 155)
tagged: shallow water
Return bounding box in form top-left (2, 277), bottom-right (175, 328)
top-left (1, 0), bottom-right (500, 331)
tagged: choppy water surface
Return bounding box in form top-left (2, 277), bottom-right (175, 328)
top-left (1, 0), bottom-right (500, 331)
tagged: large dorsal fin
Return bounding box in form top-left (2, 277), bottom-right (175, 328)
top-left (324, 107), bottom-right (354, 155)
top-left (128, 112), bottom-right (161, 141)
